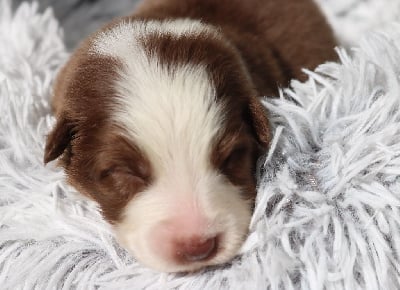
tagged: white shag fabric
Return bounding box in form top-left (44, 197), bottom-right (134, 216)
top-left (1, 0), bottom-right (400, 289)
top-left (316, 0), bottom-right (400, 46)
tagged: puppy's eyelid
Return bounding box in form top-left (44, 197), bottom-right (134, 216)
top-left (99, 166), bottom-right (132, 179)
top-left (99, 165), bottom-right (151, 183)
top-left (226, 140), bottom-right (249, 156)
top-left (224, 145), bottom-right (249, 163)
top-left (99, 167), bottom-right (116, 179)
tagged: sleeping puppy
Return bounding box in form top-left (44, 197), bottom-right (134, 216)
top-left (44, 0), bottom-right (336, 272)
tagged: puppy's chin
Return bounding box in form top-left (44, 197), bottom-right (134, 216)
top-left (113, 174), bottom-right (252, 273)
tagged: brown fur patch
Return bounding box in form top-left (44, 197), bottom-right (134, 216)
top-left (45, 53), bottom-right (154, 222)
top-left (68, 128), bottom-right (152, 222)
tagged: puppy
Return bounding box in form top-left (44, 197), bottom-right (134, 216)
top-left (44, 0), bottom-right (336, 272)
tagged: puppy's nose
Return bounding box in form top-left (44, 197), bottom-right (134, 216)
top-left (177, 236), bottom-right (217, 262)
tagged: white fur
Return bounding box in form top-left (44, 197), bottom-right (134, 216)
top-left (92, 19), bottom-right (252, 271)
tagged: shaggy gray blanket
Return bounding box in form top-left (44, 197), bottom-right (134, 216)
top-left (12, 0), bottom-right (141, 48)
top-left (11, 0), bottom-right (400, 49)
top-left (1, 0), bottom-right (400, 289)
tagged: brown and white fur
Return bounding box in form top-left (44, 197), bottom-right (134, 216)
top-left (44, 0), bottom-right (336, 272)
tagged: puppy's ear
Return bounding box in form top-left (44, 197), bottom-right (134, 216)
top-left (44, 115), bottom-right (75, 164)
top-left (245, 96), bottom-right (270, 149)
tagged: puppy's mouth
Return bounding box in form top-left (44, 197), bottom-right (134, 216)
top-left (114, 213), bottom-right (248, 273)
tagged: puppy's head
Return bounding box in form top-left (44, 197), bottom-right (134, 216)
top-left (44, 19), bottom-right (270, 272)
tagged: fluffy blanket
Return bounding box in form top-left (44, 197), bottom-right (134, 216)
top-left (1, 0), bottom-right (400, 289)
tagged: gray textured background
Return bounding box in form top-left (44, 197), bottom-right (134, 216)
top-left (11, 0), bottom-right (368, 51)
top-left (13, 0), bottom-right (142, 49)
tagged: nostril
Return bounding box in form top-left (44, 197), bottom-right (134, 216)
top-left (177, 236), bottom-right (218, 262)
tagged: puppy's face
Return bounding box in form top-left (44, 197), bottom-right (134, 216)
top-left (45, 19), bottom-right (270, 272)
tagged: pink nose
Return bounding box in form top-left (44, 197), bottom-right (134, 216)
top-left (176, 236), bottom-right (218, 262)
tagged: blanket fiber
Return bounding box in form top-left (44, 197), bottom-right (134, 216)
top-left (1, 0), bottom-right (400, 289)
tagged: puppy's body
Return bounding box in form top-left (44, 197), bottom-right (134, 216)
top-left (134, 0), bottom-right (336, 95)
top-left (45, 0), bottom-right (336, 272)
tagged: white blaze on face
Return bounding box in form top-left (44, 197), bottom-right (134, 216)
top-left (91, 19), bottom-right (252, 272)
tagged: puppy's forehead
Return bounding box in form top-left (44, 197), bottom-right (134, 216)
top-left (90, 19), bottom-right (227, 177)
top-left (91, 19), bottom-right (220, 57)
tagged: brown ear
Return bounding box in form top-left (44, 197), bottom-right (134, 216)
top-left (246, 95), bottom-right (271, 149)
top-left (44, 115), bottom-right (74, 164)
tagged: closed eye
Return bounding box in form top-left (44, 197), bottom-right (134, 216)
top-left (216, 137), bottom-right (257, 187)
top-left (99, 166), bottom-right (133, 180)
top-left (99, 167), bottom-right (116, 180)
top-left (98, 166), bottom-right (148, 194)
top-left (222, 145), bottom-right (250, 171)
